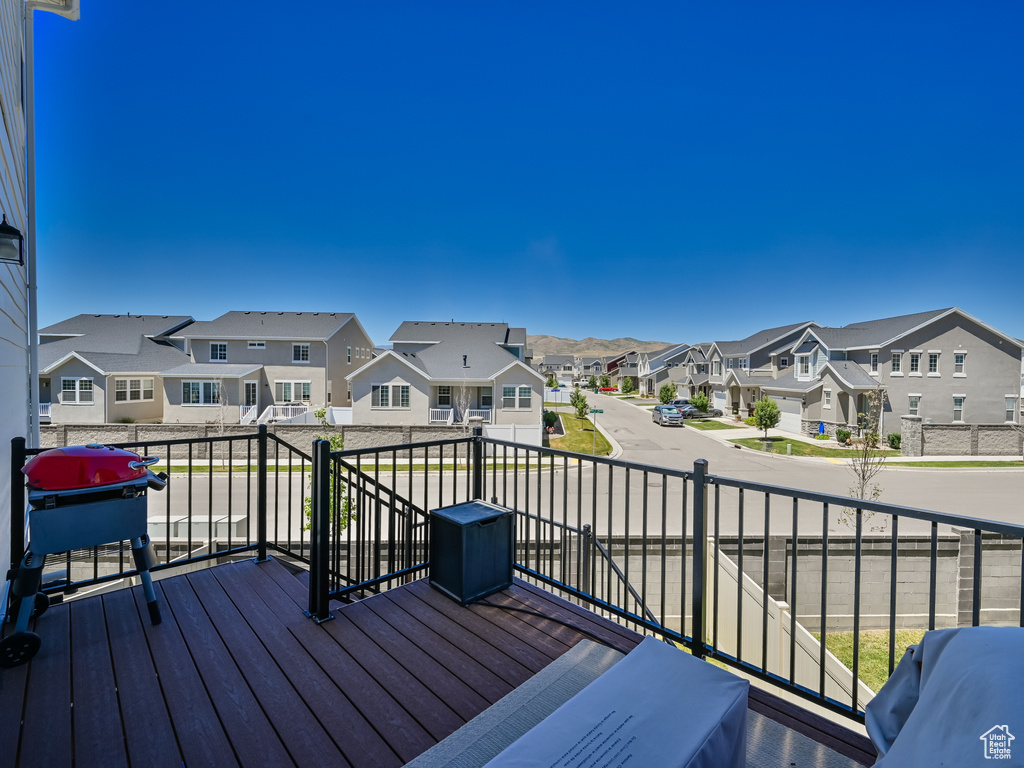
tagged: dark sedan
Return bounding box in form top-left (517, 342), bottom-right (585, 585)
top-left (678, 404), bottom-right (724, 418)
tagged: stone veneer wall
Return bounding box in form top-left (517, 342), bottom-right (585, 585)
top-left (900, 416), bottom-right (1023, 457)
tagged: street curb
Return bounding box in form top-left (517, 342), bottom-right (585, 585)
top-left (595, 418), bottom-right (623, 459)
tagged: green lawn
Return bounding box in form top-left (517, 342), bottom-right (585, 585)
top-left (729, 436), bottom-right (899, 458)
top-left (894, 460), bottom-right (1024, 468)
top-left (814, 629), bottom-right (926, 693)
top-left (549, 414), bottom-right (612, 456)
top-left (686, 419), bottom-right (744, 431)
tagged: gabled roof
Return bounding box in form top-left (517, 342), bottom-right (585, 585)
top-left (161, 363), bottom-right (263, 379)
top-left (819, 361), bottom-right (883, 390)
top-left (355, 321), bottom-right (543, 382)
top-left (542, 354), bottom-right (575, 366)
top-left (711, 321), bottom-right (818, 358)
top-left (646, 343), bottom-right (691, 374)
top-left (795, 308), bottom-right (1024, 352)
top-left (39, 315), bottom-right (192, 375)
top-left (175, 311), bottom-right (357, 341)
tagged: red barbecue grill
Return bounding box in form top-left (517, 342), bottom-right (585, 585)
top-left (1, 444), bottom-right (168, 667)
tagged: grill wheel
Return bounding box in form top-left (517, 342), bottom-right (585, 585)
top-left (0, 631), bottom-right (41, 668)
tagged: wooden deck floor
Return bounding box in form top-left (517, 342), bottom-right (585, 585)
top-left (0, 557), bottom-right (876, 767)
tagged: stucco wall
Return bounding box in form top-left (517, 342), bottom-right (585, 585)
top-left (49, 358), bottom-right (106, 424)
top-left (493, 367), bottom-right (542, 426)
top-left (350, 355), bottom-right (431, 426)
top-left (162, 377), bottom-right (246, 424)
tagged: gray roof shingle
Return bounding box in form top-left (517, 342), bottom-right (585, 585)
top-left (715, 321), bottom-right (818, 356)
top-left (39, 315), bottom-right (193, 374)
top-left (176, 311), bottom-right (356, 340)
top-left (384, 321), bottom-right (537, 381)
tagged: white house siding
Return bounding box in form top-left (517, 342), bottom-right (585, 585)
top-left (350, 356), bottom-right (431, 426)
top-left (0, 0), bottom-right (27, 579)
top-left (493, 367), bottom-right (541, 426)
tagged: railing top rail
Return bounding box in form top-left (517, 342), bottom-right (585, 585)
top-left (481, 437), bottom-right (696, 479)
top-left (331, 436), bottom-right (473, 459)
top-left (24, 432), bottom-right (264, 456)
top-left (708, 473), bottom-right (1024, 536)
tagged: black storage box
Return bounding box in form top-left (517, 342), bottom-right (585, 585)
top-left (429, 501), bottom-right (513, 605)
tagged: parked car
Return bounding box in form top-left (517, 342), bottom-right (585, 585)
top-left (669, 398), bottom-right (691, 409)
top-left (678, 404), bottom-right (724, 419)
top-left (652, 405), bottom-right (684, 426)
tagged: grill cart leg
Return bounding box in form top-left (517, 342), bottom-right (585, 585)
top-left (131, 535), bottom-right (161, 625)
top-left (0, 552), bottom-right (45, 667)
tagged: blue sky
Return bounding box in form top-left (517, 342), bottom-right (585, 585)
top-left (32, 2), bottom-right (1024, 347)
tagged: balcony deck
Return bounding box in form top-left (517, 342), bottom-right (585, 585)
top-left (0, 558), bottom-right (876, 767)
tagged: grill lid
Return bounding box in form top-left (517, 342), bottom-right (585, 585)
top-left (22, 444), bottom-right (158, 491)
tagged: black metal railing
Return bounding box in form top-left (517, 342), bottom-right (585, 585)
top-left (303, 431), bottom-right (1024, 722)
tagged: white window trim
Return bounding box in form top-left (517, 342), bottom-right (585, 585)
top-left (953, 351), bottom-right (967, 378)
top-left (61, 377), bottom-right (95, 405)
top-left (890, 350), bottom-right (904, 376)
top-left (371, 382), bottom-right (410, 409)
top-left (908, 393), bottom-right (921, 416)
top-left (927, 351), bottom-right (941, 377)
top-left (1005, 395), bottom-right (1019, 424)
top-left (501, 385), bottom-right (533, 410)
top-left (182, 380), bottom-right (222, 406)
top-left (437, 385), bottom-right (452, 407)
top-left (209, 341), bottom-right (228, 362)
top-left (248, 340), bottom-right (266, 349)
top-left (114, 377), bottom-right (155, 404)
top-left (869, 350), bottom-right (879, 376)
top-left (292, 343), bottom-right (311, 364)
top-left (243, 379), bottom-right (259, 408)
top-left (952, 394), bottom-right (966, 423)
top-left (347, 346), bottom-right (352, 363)
top-left (275, 380), bottom-right (312, 402)
top-left (823, 389), bottom-right (832, 409)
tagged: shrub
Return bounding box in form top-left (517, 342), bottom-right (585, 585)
top-left (599, 374), bottom-right (611, 388)
top-left (836, 428), bottom-right (852, 445)
top-left (622, 377), bottom-right (635, 394)
top-left (744, 416), bottom-right (757, 427)
top-left (658, 384), bottom-right (675, 404)
top-left (588, 376), bottom-right (598, 389)
top-left (542, 411), bottom-right (559, 428)
top-left (887, 433), bottom-right (901, 450)
top-left (815, 434), bottom-right (831, 440)
top-left (691, 393), bottom-right (710, 413)
top-left (546, 375), bottom-right (557, 388)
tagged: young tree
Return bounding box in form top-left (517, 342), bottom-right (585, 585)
top-left (658, 384), bottom-right (675, 404)
top-left (691, 392), bottom-right (710, 413)
top-left (752, 395), bottom-right (780, 440)
top-left (843, 386), bottom-right (889, 530)
top-left (599, 374), bottom-right (611, 389)
top-left (303, 407), bottom-right (355, 531)
top-left (569, 387), bottom-right (589, 419)
top-left (545, 374), bottom-right (557, 388)
top-left (622, 376), bottom-right (635, 394)
top-left (588, 375), bottom-right (598, 389)
top-left (454, 381), bottom-right (474, 433)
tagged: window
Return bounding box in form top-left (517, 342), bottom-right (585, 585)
top-left (481, 387), bottom-right (493, 407)
top-left (891, 353), bottom-right (902, 374)
top-left (371, 384), bottom-right (409, 408)
top-left (823, 389), bottom-right (832, 409)
top-left (780, 357), bottom-right (789, 368)
top-left (437, 385), bottom-right (451, 406)
top-left (1007, 397), bottom-right (1018, 423)
top-left (182, 381), bottom-right (220, 405)
top-left (798, 356), bottom-right (810, 376)
top-left (502, 385), bottom-right (533, 409)
top-left (909, 395), bottom-right (920, 416)
top-left (210, 342), bottom-right (227, 361)
top-left (347, 346), bottom-right (352, 363)
top-left (244, 381), bottom-right (258, 407)
top-left (954, 352), bottom-right (966, 375)
top-left (870, 352), bottom-right (879, 374)
top-left (909, 353), bottom-right (920, 374)
top-left (928, 353), bottom-right (939, 375)
top-left (61, 378), bottom-right (93, 404)
top-left (292, 343), bottom-right (310, 363)
top-left (248, 341), bottom-right (265, 349)
top-left (953, 396), bottom-right (964, 422)
top-left (275, 381), bottom-right (311, 402)
top-left (114, 377), bottom-right (154, 403)
top-left (712, 361), bottom-right (722, 376)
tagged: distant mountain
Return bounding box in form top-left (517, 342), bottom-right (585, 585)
top-left (529, 334), bottom-right (675, 359)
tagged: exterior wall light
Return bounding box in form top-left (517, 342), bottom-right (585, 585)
top-left (0, 214), bottom-right (24, 265)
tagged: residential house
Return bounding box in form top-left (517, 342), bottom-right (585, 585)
top-left (762, 308), bottom-right (1024, 436)
top-left (538, 354), bottom-right (576, 386)
top-left (605, 351), bottom-right (638, 389)
top-left (348, 321), bottom-right (544, 430)
top-left (637, 343), bottom-right (690, 397)
top-left (165, 311), bottom-right (374, 423)
top-left (38, 314), bottom-right (193, 424)
top-left (578, 357), bottom-right (604, 383)
top-left (706, 322), bottom-right (819, 416)
top-left (674, 343), bottom-right (713, 400)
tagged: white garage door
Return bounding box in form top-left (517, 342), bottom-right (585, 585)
top-left (712, 390), bottom-right (728, 413)
top-left (775, 397), bottom-right (802, 434)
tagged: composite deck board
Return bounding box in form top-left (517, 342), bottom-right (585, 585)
top-left (130, 585), bottom-right (240, 768)
top-left (0, 556), bottom-right (881, 767)
top-left (159, 573), bottom-right (295, 768)
top-left (102, 587), bottom-right (182, 768)
top-left (69, 598), bottom-right (129, 768)
top-left (18, 604), bottom-right (71, 768)
top-left (380, 585), bottom-right (536, 689)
